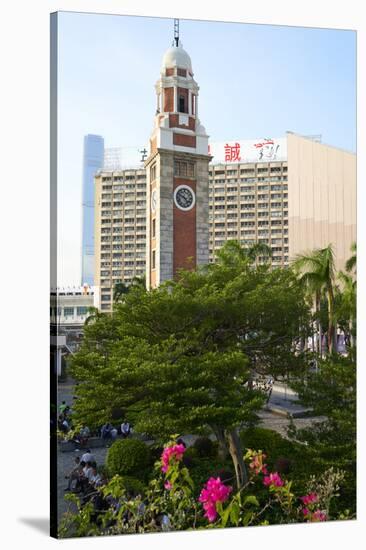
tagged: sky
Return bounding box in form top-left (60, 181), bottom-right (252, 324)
top-left (57, 11), bottom-right (356, 286)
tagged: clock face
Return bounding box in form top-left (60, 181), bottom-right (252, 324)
top-left (174, 185), bottom-right (195, 211)
top-left (151, 189), bottom-right (157, 212)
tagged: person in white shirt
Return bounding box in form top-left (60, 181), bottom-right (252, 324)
top-left (121, 421), bottom-right (131, 438)
top-left (80, 461), bottom-right (94, 490)
top-left (82, 463), bottom-right (91, 478)
top-left (81, 450), bottom-right (95, 463)
top-left (89, 466), bottom-right (102, 487)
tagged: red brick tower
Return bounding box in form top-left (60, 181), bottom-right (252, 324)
top-left (145, 23), bottom-right (211, 289)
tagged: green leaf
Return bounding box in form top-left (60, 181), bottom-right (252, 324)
top-left (229, 501), bottom-right (240, 525)
top-left (220, 505), bottom-right (231, 528)
top-left (243, 495), bottom-right (259, 507)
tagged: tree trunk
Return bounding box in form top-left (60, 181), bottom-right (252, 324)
top-left (226, 428), bottom-right (248, 489)
top-left (299, 336), bottom-right (305, 352)
top-left (319, 325), bottom-right (322, 357)
top-left (315, 292), bottom-right (322, 358)
top-left (327, 286), bottom-right (337, 354)
top-left (349, 318), bottom-right (355, 349)
top-left (212, 426), bottom-right (228, 461)
top-left (248, 368), bottom-right (256, 391)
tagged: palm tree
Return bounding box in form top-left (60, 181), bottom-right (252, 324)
top-left (292, 245), bottom-right (337, 354)
top-left (345, 242), bottom-right (357, 274)
top-left (337, 270), bottom-right (356, 348)
top-left (113, 276), bottom-right (146, 304)
top-left (337, 243), bottom-right (357, 348)
top-left (84, 306), bottom-right (103, 325)
top-left (215, 239), bottom-right (272, 267)
top-left (113, 282), bottom-right (129, 303)
top-left (246, 242), bottom-right (273, 263)
top-left (130, 274), bottom-right (146, 290)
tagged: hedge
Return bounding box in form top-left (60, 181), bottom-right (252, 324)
top-left (106, 438), bottom-right (150, 477)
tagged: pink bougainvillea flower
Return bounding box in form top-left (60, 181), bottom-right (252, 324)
top-left (311, 510), bottom-right (327, 522)
top-left (302, 507), bottom-right (310, 516)
top-left (199, 477), bottom-right (232, 523)
top-left (164, 481), bottom-right (173, 490)
top-left (161, 444), bottom-right (186, 473)
top-left (300, 493), bottom-right (319, 506)
top-left (263, 472), bottom-right (284, 488)
top-left (203, 502), bottom-right (218, 522)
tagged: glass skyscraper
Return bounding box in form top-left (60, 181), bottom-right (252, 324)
top-left (81, 134), bottom-right (104, 285)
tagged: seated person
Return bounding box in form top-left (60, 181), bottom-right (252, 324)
top-left (80, 426), bottom-right (90, 445)
top-left (73, 460), bottom-right (86, 492)
top-left (121, 421), bottom-right (131, 439)
top-left (79, 461), bottom-right (94, 493)
top-left (81, 450), bottom-right (95, 464)
top-left (89, 465), bottom-right (102, 488)
top-left (110, 427), bottom-right (118, 441)
top-left (64, 456), bottom-right (82, 491)
top-left (101, 423), bottom-right (112, 440)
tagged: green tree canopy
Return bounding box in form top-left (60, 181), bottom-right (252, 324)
top-left (288, 352), bottom-right (356, 512)
top-left (71, 242), bottom-right (310, 487)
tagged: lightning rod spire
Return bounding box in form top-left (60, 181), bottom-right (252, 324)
top-left (174, 19), bottom-right (179, 47)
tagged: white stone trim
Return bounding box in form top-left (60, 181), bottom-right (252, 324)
top-left (174, 86), bottom-right (177, 112)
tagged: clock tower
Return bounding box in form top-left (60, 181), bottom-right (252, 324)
top-left (145, 23), bottom-right (211, 289)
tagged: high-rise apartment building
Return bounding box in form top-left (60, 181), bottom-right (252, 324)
top-left (208, 158), bottom-right (289, 266)
top-left (94, 133), bottom-right (356, 312)
top-left (206, 136), bottom-right (289, 265)
top-left (94, 168), bottom-right (147, 308)
top-left (81, 134), bottom-right (105, 286)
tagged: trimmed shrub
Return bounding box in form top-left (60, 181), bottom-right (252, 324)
top-left (274, 457), bottom-right (292, 475)
top-left (148, 445), bottom-right (164, 465)
top-left (184, 446), bottom-right (198, 461)
top-left (106, 438), bottom-right (149, 477)
top-left (240, 427), bottom-right (298, 465)
top-left (193, 436), bottom-right (215, 457)
top-left (119, 476), bottom-right (146, 497)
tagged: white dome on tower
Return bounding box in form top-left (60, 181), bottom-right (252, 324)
top-left (161, 44), bottom-right (192, 73)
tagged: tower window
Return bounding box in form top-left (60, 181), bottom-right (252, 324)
top-left (152, 250), bottom-right (156, 270)
top-left (174, 160), bottom-right (195, 177)
top-left (150, 164), bottom-right (156, 182)
top-left (179, 95), bottom-right (187, 113)
top-left (152, 218), bottom-right (156, 238)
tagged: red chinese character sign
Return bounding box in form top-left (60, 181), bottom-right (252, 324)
top-left (224, 142), bottom-right (241, 162)
top-left (208, 137), bottom-right (286, 164)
